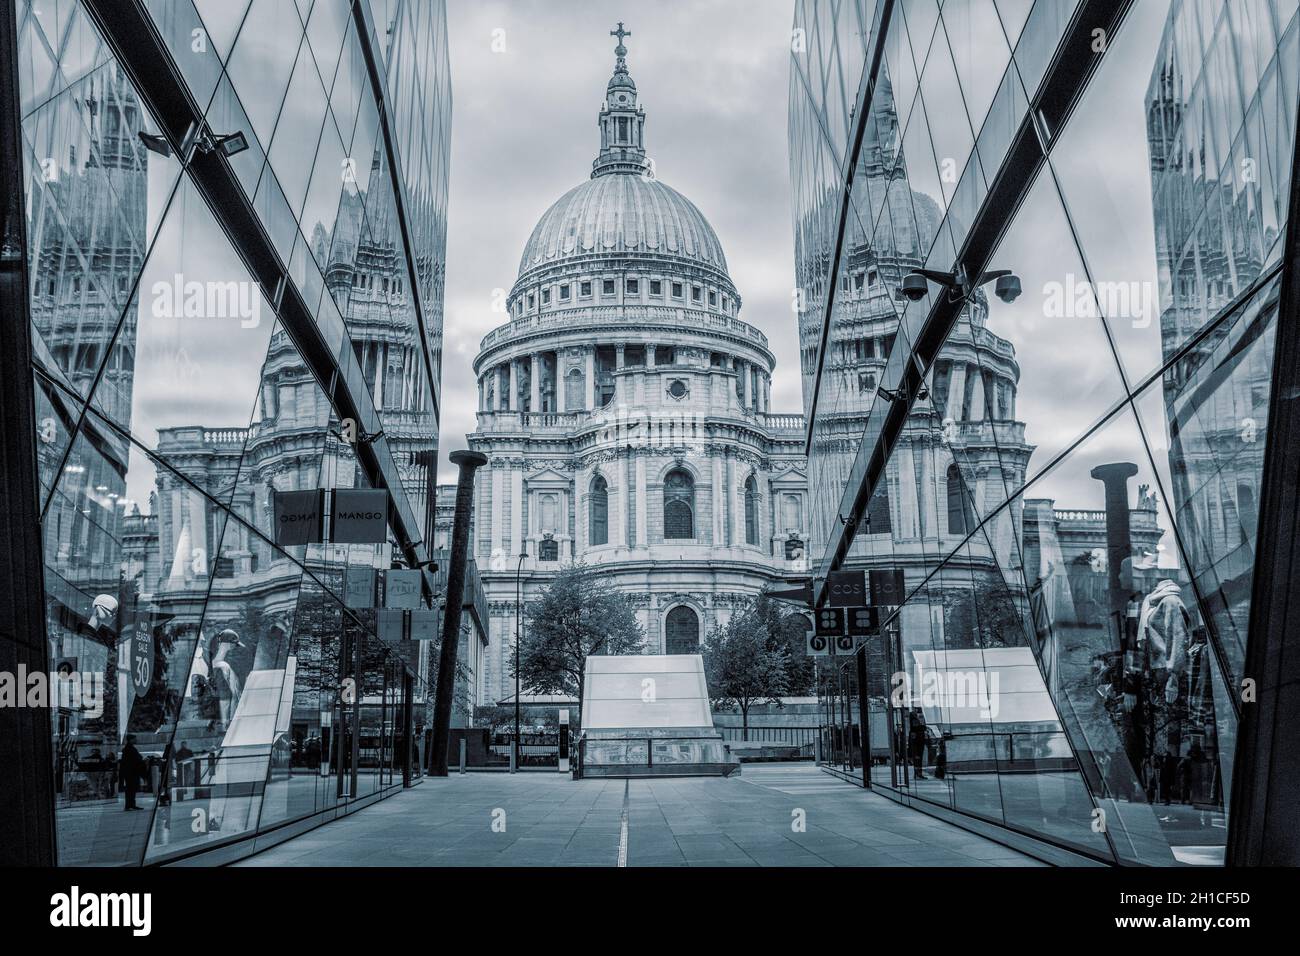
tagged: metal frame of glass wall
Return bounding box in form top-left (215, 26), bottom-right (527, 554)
top-left (791, 0), bottom-right (1300, 865)
top-left (1, 0), bottom-right (451, 865)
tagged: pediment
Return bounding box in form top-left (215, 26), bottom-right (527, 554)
top-left (769, 466), bottom-right (808, 486)
top-left (525, 467), bottom-right (573, 486)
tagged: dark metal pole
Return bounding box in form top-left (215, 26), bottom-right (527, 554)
top-left (1090, 461), bottom-right (1138, 647)
top-left (0, 0), bottom-right (57, 867)
top-left (402, 670), bottom-right (414, 787)
top-left (429, 450), bottom-right (487, 775)
top-left (513, 549), bottom-right (526, 772)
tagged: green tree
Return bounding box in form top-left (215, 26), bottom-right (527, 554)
top-left (516, 563), bottom-right (644, 722)
top-left (703, 598), bottom-right (791, 740)
top-left (754, 595), bottom-right (817, 696)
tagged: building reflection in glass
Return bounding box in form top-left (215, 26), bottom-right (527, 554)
top-left (790, 0), bottom-right (1297, 864)
top-left (22, 0), bottom-right (451, 865)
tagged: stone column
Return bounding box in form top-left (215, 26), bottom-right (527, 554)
top-left (189, 494), bottom-right (208, 577)
top-left (647, 343), bottom-right (657, 368)
top-left (491, 465), bottom-right (504, 557)
top-left (738, 360), bottom-right (749, 408)
top-left (624, 455), bottom-right (634, 546)
top-left (557, 356), bottom-right (566, 413)
top-left (712, 454), bottom-right (725, 545)
top-left (635, 456), bottom-right (648, 545)
top-left (917, 439), bottom-right (934, 540)
top-left (585, 348), bottom-right (596, 409)
top-left (897, 441), bottom-right (921, 539)
top-left (530, 353), bottom-right (541, 413)
top-left (723, 454), bottom-right (734, 545)
top-left (508, 359), bottom-right (518, 412)
top-left (969, 367), bottom-right (986, 421)
top-left (510, 466), bottom-right (523, 557)
top-left (615, 344), bottom-right (625, 369)
top-left (946, 362), bottom-right (967, 421)
top-left (732, 462), bottom-right (745, 545)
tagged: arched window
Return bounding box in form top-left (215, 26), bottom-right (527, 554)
top-left (589, 475), bottom-right (608, 546)
top-left (744, 475), bottom-right (758, 545)
top-left (663, 469), bottom-right (694, 539)
top-left (565, 367), bottom-right (584, 410)
top-left (665, 606), bottom-right (700, 654)
top-left (947, 464), bottom-right (974, 536)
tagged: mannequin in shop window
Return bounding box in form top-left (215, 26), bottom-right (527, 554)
top-left (1115, 560), bottom-right (1222, 811)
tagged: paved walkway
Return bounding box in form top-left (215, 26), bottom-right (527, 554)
top-left (236, 764), bottom-right (1043, 867)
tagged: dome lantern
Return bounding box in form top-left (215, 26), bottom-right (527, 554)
top-left (594, 21), bottom-right (649, 178)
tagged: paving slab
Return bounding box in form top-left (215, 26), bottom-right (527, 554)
top-left (236, 765), bottom-right (1041, 867)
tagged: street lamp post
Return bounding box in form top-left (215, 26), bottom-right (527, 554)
top-left (512, 548), bottom-right (527, 773)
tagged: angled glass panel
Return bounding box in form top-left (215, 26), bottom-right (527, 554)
top-left (916, 25), bottom-right (976, 209)
top-left (224, 0), bottom-right (306, 147)
top-left (144, 508), bottom-right (308, 862)
top-left (973, 169), bottom-right (1129, 518)
top-left (192, 0), bottom-right (253, 66)
top-left (941, 0), bottom-right (1013, 135)
top-left (1130, 270), bottom-right (1279, 698)
top-left (304, 0), bottom-right (351, 99)
top-left (21, 0), bottom-right (110, 114)
top-left (949, 513), bottom-right (1112, 857)
top-left (1051, 0), bottom-right (1194, 389)
top-left (91, 176), bottom-right (276, 505)
top-left (202, 74), bottom-right (270, 204)
top-left (34, 372), bottom-right (83, 509)
top-left (267, 43), bottom-right (331, 219)
top-left (142, 0), bottom-right (227, 114)
top-left (23, 55), bottom-right (182, 407)
top-left (43, 415), bottom-right (226, 865)
top-left (901, 0), bottom-right (941, 74)
top-left (1017, 401), bottom-right (1227, 865)
top-left (993, 0), bottom-right (1036, 49)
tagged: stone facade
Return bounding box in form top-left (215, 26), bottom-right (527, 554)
top-left (461, 29), bottom-right (809, 705)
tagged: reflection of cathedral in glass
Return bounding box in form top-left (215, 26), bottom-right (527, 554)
top-left (791, 0), bottom-right (1298, 865)
top-left (24, 0), bottom-right (451, 865)
top-left (1145, 5), bottom-right (1292, 689)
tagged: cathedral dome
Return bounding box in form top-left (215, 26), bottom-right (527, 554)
top-left (516, 174), bottom-right (729, 278)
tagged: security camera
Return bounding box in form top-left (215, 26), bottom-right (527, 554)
top-left (899, 272), bottom-right (929, 301)
top-left (994, 274), bottom-right (1022, 304)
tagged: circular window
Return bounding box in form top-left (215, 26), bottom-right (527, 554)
top-left (667, 379), bottom-right (688, 400)
top-left (618, 94), bottom-right (627, 103)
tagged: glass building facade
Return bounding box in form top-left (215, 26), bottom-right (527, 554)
top-left (791, 0), bottom-right (1297, 864)
top-left (10, 0), bottom-right (451, 864)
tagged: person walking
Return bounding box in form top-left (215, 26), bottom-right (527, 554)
top-left (120, 735), bottom-right (146, 811)
top-left (908, 708), bottom-right (929, 780)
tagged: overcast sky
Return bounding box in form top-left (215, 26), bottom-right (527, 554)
top-left (436, 0), bottom-right (801, 482)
